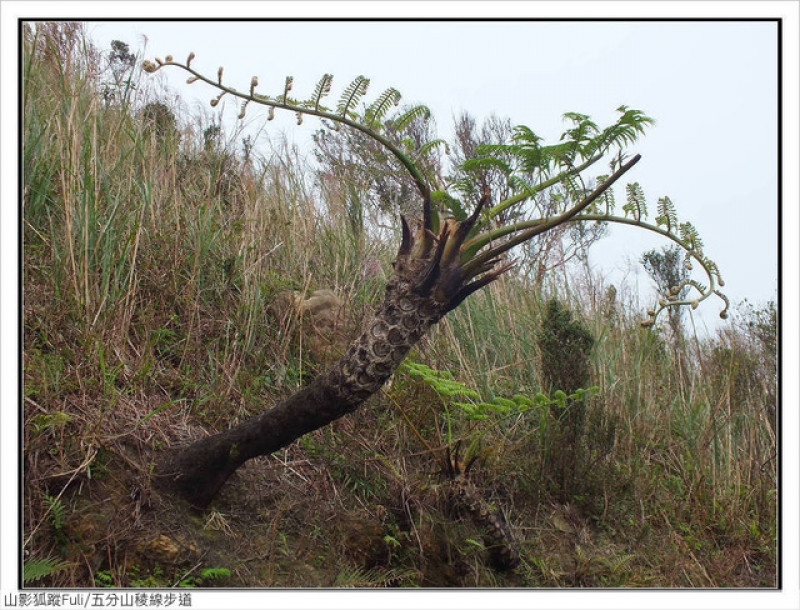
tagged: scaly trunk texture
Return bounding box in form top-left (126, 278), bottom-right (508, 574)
top-left (449, 475), bottom-right (521, 571)
top-left (157, 286), bottom-right (445, 507)
top-left (156, 193), bottom-right (507, 508)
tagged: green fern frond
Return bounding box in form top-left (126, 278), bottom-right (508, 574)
top-left (506, 175), bottom-right (539, 198)
top-left (23, 557), bottom-right (71, 584)
top-left (562, 173), bottom-right (586, 201)
top-left (334, 565), bottom-right (418, 588)
top-left (30, 411), bottom-right (72, 436)
top-left (460, 155), bottom-right (512, 176)
top-left (337, 75), bottom-right (370, 117)
top-left (309, 73), bottom-right (333, 111)
top-left (364, 87), bottom-right (402, 126)
top-left (390, 104), bottom-right (431, 133)
top-left (591, 106), bottom-right (655, 156)
top-left (199, 567), bottom-right (231, 581)
top-left (594, 175), bottom-right (615, 214)
top-left (656, 196), bottom-right (678, 231)
top-left (510, 124), bottom-right (542, 146)
top-left (679, 221), bottom-right (704, 253)
top-left (43, 493), bottom-right (65, 532)
top-left (400, 361), bottom-right (480, 400)
top-left (624, 182), bottom-right (647, 220)
top-left (431, 190), bottom-right (468, 221)
top-left (560, 112), bottom-right (599, 151)
top-left (414, 138), bottom-right (450, 160)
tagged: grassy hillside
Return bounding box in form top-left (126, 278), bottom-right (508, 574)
top-left (22, 23), bottom-right (777, 588)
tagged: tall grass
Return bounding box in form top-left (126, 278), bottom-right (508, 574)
top-left (22, 23), bottom-right (776, 587)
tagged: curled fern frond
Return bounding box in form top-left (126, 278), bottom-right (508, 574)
top-left (309, 73), bottom-right (333, 111)
top-left (390, 104), bottom-right (431, 133)
top-left (144, 56), bottom-right (432, 196)
top-left (282, 75), bottom-right (294, 104)
top-left (656, 195), bottom-right (677, 232)
top-left (337, 75), bottom-right (370, 117)
top-left (679, 221), bottom-right (704, 253)
top-left (594, 175), bottom-right (615, 214)
top-left (624, 182), bottom-right (647, 220)
top-left (364, 87), bottom-right (402, 127)
top-left (414, 138), bottom-right (450, 161)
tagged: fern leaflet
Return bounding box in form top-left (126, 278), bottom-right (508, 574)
top-left (656, 195), bottom-right (678, 231)
top-left (281, 76), bottom-right (293, 104)
top-left (337, 75), bottom-right (370, 117)
top-left (679, 221), bottom-right (704, 253)
top-left (624, 182), bottom-right (647, 220)
top-left (414, 138), bottom-right (450, 161)
top-left (309, 73), bottom-right (333, 111)
top-left (23, 557), bottom-right (71, 584)
top-left (390, 104), bottom-right (431, 133)
top-left (364, 87), bottom-right (401, 127)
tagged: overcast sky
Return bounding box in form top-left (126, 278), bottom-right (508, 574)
top-left (85, 18), bottom-right (779, 332)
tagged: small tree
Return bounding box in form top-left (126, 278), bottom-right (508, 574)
top-left (537, 299), bottom-right (595, 498)
top-left (104, 39), bottom-right (137, 105)
top-left (142, 54), bottom-right (728, 509)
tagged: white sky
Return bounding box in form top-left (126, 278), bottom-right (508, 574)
top-left (83, 17), bottom-right (782, 332)
top-left (3, 3), bottom-right (800, 609)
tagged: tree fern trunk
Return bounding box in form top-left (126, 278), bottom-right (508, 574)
top-left (449, 476), bottom-right (520, 571)
top-left (155, 198), bottom-right (503, 508)
top-left (156, 287), bottom-right (446, 508)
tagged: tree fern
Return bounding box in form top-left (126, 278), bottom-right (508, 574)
top-left (145, 54), bottom-right (728, 326)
